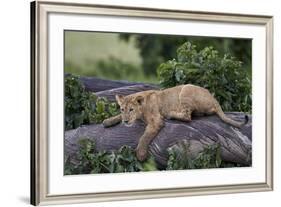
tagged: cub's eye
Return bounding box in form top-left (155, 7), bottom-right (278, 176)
top-left (129, 108), bottom-right (134, 112)
top-left (121, 108), bottom-right (124, 112)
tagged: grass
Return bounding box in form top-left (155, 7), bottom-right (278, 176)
top-left (64, 31), bottom-right (159, 83)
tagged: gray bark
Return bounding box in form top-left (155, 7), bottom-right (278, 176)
top-left (78, 75), bottom-right (159, 92)
top-left (65, 112), bottom-right (252, 167)
top-left (95, 84), bottom-right (159, 102)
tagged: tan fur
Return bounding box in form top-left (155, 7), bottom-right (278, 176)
top-left (103, 84), bottom-right (248, 161)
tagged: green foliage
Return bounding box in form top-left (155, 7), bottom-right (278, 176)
top-left (66, 57), bottom-right (157, 84)
top-left (96, 56), bottom-right (158, 84)
top-left (120, 34), bottom-right (251, 77)
top-left (65, 138), bottom-right (158, 175)
top-left (96, 57), bottom-right (142, 80)
top-left (157, 42), bottom-right (251, 112)
top-left (65, 138), bottom-right (242, 175)
top-left (167, 141), bottom-right (223, 170)
top-left (120, 34), bottom-right (186, 75)
top-left (65, 75), bottom-right (120, 130)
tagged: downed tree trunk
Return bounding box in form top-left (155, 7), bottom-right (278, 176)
top-left (65, 112), bottom-right (252, 167)
top-left (96, 84), bottom-right (159, 102)
top-left (78, 76), bottom-right (158, 92)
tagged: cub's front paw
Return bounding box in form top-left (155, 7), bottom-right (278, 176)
top-left (136, 146), bottom-right (148, 162)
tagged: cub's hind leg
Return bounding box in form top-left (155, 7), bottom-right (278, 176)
top-left (170, 92), bottom-right (195, 122)
top-left (167, 108), bottom-right (192, 122)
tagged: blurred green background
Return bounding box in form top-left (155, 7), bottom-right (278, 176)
top-left (64, 31), bottom-right (251, 84)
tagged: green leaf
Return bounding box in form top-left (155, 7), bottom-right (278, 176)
top-left (64, 74), bottom-right (120, 130)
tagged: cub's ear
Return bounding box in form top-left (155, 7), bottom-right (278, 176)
top-left (115, 95), bottom-right (124, 105)
top-left (134, 96), bottom-right (144, 105)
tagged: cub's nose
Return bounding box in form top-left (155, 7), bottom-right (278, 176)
top-left (124, 120), bottom-right (129, 124)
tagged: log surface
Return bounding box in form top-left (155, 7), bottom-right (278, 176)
top-left (65, 112), bottom-right (252, 167)
top-left (95, 84), bottom-right (159, 102)
top-left (79, 76), bottom-right (159, 92)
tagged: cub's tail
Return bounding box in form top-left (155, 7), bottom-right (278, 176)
top-left (215, 104), bottom-right (248, 128)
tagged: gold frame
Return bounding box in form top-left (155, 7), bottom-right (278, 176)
top-left (30, 0), bottom-right (274, 205)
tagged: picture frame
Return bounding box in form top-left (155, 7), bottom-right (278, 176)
top-left (30, 0), bottom-right (273, 205)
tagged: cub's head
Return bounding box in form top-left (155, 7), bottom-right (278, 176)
top-left (116, 94), bottom-right (144, 126)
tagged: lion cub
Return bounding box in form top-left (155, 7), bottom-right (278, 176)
top-left (103, 84), bottom-right (248, 161)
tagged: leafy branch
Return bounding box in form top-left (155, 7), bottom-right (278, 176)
top-left (65, 75), bottom-right (120, 130)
